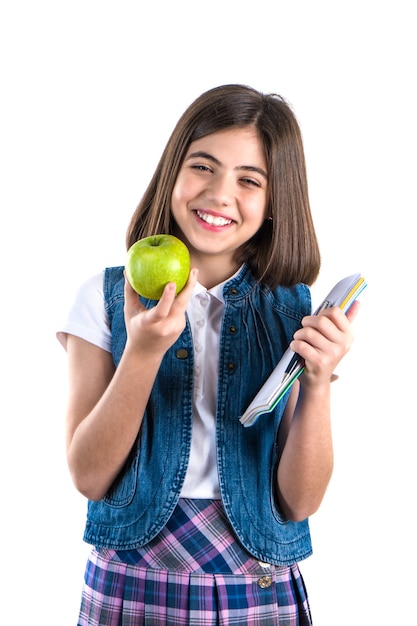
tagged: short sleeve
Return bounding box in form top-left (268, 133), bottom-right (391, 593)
top-left (56, 271), bottom-right (112, 353)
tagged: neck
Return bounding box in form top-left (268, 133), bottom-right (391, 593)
top-left (192, 255), bottom-right (241, 290)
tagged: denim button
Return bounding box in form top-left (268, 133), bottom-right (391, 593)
top-left (176, 348), bottom-right (189, 359)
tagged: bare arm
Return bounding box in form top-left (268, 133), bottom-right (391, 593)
top-left (276, 301), bottom-right (360, 521)
top-left (65, 270), bottom-right (198, 501)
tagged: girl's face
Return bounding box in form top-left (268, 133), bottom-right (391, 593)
top-left (171, 127), bottom-right (268, 276)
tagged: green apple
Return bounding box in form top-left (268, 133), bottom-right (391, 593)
top-left (125, 234), bottom-right (191, 300)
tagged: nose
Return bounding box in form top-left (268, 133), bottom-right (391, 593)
top-left (206, 172), bottom-right (234, 206)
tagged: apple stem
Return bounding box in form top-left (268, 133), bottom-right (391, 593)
top-left (153, 236), bottom-right (157, 246)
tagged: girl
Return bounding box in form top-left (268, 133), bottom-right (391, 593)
top-left (58, 84), bottom-right (359, 625)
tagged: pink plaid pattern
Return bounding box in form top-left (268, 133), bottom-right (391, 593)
top-left (77, 499), bottom-right (312, 625)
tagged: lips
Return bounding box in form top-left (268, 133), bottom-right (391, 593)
top-left (195, 210), bottom-right (233, 227)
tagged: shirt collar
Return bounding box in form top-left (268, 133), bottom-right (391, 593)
top-left (191, 265), bottom-right (244, 305)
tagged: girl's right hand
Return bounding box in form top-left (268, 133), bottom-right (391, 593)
top-left (123, 268), bottom-right (198, 357)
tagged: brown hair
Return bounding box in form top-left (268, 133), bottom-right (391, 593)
top-left (126, 84), bottom-right (320, 287)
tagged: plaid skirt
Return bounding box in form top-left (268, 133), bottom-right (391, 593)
top-left (77, 498), bottom-right (312, 625)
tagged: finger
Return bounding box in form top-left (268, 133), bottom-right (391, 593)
top-left (291, 325), bottom-right (336, 357)
top-left (345, 299), bottom-right (361, 323)
top-left (174, 268), bottom-right (198, 305)
top-left (123, 270), bottom-right (144, 316)
top-left (150, 282), bottom-right (178, 319)
top-left (320, 302), bottom-right (360, 329)
top-left (154, 268), bottom-right (198, 316)
top-left (292, 310), bottom-right (353, 360)
top-left (303, 307), bottom-right (351, 337)
top-left (183, 267), bottom-right (199, 294)
top-left (296, 312), bottom-right (340, 344)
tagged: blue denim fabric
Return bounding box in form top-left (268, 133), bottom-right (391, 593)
top-left (83, 264), bottom-right (313, 566)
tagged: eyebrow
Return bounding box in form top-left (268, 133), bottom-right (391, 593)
top-left (186, 151), bottom-right (268, 180)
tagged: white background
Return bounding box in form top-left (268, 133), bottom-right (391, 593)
top-left (1, 1), bottom-right (415, 624)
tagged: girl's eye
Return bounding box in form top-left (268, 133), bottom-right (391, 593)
top-left (191, 164), bottom-right (212, 173)
top-left (241, 177), bottom-right (262, 188)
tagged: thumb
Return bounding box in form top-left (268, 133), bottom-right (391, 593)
top-left (345, 299), bottom-right (361, 323)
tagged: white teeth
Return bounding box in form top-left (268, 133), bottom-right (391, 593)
top-left (196, 210), bottom-right (232, 226)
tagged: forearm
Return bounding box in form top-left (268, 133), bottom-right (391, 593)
top-left (67, 345), bottom-right (163, 501)
top-left (277, 383), bottom-right (334, 521)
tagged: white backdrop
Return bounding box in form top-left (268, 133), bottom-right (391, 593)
top-left (1, 2), bottom-right (415, 624)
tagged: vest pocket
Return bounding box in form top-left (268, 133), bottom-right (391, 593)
top-left (103, 440), bottom-right (140, 507)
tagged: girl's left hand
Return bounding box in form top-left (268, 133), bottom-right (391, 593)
top-left (289, 300), bottom-right (360, 388)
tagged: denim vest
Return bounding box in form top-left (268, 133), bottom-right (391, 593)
top-left (83, 263), bottom-right (313, 566)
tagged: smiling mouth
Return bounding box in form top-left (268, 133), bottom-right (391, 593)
top-left (195, 210), bottom-right (233, 227)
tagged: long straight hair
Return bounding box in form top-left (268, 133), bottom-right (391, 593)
top-left (126, 84), bottom-right (321, 288)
